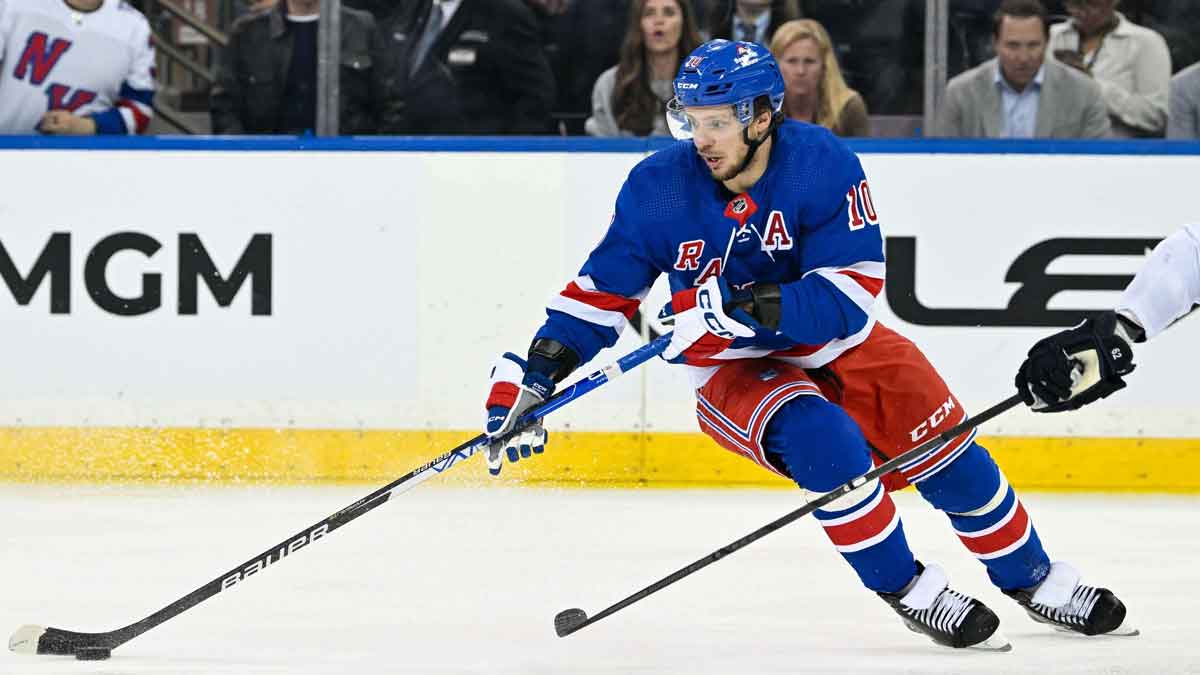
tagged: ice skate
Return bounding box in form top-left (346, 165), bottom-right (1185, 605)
top-left (1004, 562), bottom-right (1139, 637)
top-left (879, 562), bottom-right (1011, 651)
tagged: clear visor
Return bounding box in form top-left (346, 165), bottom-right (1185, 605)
top-left (665, 97), bottom-right (693, 140)
top-left (665, 98), bottom-right (746, 143)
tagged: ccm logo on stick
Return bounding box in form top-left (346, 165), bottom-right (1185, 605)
top-left (0, 232), bottom-right (272, 316)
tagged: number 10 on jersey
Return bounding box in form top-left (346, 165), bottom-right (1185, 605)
top-left (846, 180), bottom-right (879, 231)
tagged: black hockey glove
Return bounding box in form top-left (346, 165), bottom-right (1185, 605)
top-left (1014, 311), bottom-right (1137, 413)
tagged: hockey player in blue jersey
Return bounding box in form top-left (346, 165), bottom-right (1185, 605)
top-left (483, 40), bottom-right (1134, 649)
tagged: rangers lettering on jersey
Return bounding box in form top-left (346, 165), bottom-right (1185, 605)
top-left (674, 240), bottom-right (705, 271)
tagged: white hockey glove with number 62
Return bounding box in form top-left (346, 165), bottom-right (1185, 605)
top-left (483, 353), bottom-right (555, 476)
top-left (659, 276), bottom-right (756, 365)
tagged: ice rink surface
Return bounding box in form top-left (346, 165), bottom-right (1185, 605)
top-left (3, 484), bottom-right (1198, 674)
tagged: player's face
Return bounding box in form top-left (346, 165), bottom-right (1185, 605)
top-left (686, 105), bottom-right (749, 181)
top-left (641, 0), bottom-right (684, 55)
top-left (993, 15), bottom-right (1046, 91)
top-left (779, 38), bottom-right (824, 101)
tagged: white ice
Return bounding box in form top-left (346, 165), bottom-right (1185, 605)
top-left (3, 484), bottom-right (1198, 674)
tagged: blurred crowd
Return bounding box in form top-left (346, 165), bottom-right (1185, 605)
top-left (211, 0), bottom-right (1200, 139)
top-left (3, 0), bottom-right (1200, 139)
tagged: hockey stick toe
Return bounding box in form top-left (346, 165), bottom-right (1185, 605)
top-left (8, 625), bottom-right (44, 654)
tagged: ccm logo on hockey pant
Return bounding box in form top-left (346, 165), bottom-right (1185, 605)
top-left (909, 396), bottom-right (958, 443)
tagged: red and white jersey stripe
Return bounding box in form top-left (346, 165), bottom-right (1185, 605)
top-left (547, 275), bottom-right (646, 334)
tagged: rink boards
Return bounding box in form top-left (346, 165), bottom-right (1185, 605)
top-left (1, 137), bottom-right (1198, 490)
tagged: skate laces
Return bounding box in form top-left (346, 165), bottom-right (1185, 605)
top-left (904, 588), bottom-right (975, 635)
top-left (1033, 585), bottom-right (1101, 627)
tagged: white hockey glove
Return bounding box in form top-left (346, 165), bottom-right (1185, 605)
top-left (484, 352), bottom-right (554, 476)
top-left (659, 276), bottom-right (756, 364)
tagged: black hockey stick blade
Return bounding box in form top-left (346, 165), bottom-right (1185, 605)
top-left (554, 608), bottom-right (588, 637)
top-left (554, 393), bottom-right (1024, 637)
top-left (9, 625), bottom-right (115, 660)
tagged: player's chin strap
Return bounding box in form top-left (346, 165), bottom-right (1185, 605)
top-left (729, 111), bottom-right (784, 179)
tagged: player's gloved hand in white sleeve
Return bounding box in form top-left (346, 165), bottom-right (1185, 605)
top-left (483, 353), bottom-right (555, 476)
top-left (658, 276), bottom-right (756, 364)
top-left (1014, 311), bottom-right (1138, 413)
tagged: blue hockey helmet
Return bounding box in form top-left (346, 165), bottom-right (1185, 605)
top-left (666, 40), bottom-right (786, 140)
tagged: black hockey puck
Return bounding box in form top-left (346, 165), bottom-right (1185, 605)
top-left (75, 647), bottom-right (111, 661)
top-left (554, 608), bottom-right (588, 637)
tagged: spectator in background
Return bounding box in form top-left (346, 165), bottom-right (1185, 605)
top-left (707, 0), bottom-right (800, 46)
top-left (807, 0), bottom-right (925, 116)
top-left (936, 0), bottom-right (1110, 138)
top-left (1049, 0), bottom-right (1170, 136)
top-left (769, 19), bottom-right (869, 136)
top-left (1168, 62), bottom-right (1200, 139)
top-left (375, 0), bottom-right (555, 134)
top-left (526, 0), bottom-right (569, 14)
top-left (210, 0), bottom-right (380, 134)
top-left (539, 0), bottom-right (631, 134)
top-left (586, 0), bottom-right (703, 136)
top-left (0, 0), bottom-right (155, 135)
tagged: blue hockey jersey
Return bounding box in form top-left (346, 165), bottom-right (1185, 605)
top-left (537, 120), bottom-right (886, 387)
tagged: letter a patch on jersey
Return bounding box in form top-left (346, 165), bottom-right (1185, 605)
top-left (761, 210), bottom-right (793, 251)
top-left (13, 33), bottom-right (73, 86)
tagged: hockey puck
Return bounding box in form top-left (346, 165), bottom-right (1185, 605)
top-left (75, 647), bottom-right (111, 661)
top-left (554, 608), bottom-right (588, 637)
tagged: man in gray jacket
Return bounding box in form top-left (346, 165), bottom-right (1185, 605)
top-left (935, 0), bottom-right (1110, 139)
top-left (1168, 62), bottom-right (1200, 139)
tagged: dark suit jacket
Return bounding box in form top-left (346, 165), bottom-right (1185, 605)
top-left (211, 4), bottom-right (380, 134)
top-left (376, 0), bottom-right (555, 134)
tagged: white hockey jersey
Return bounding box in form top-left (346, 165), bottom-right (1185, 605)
top-left (0, 0), bottom-right (154, 134)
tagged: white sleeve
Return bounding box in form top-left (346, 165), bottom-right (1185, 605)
top-left (115, 17), bottom-right (156, 134)
top-left (1116, 224), bottom-right (1200, 340)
